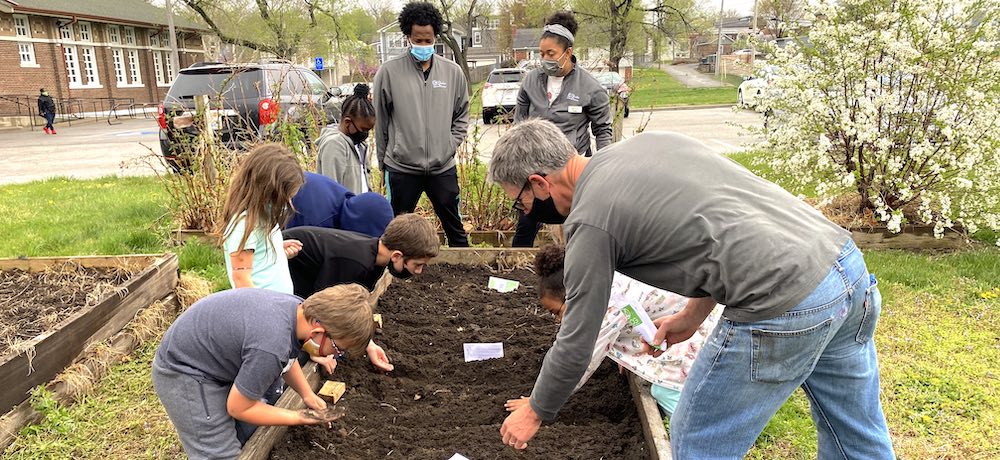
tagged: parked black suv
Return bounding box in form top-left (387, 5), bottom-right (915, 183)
top-left (158, 60), bottom-right (338, 171)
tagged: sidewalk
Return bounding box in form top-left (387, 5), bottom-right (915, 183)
top-left (662, 63), bottom-right (730, 88)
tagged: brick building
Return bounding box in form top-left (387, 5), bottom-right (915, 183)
top-left (0, 0), bottom-right (210, 123)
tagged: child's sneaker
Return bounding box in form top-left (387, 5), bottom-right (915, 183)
top-left (43, 127), bottom-right (50, 134)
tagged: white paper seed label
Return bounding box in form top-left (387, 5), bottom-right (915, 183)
top-left (448, 454), bottom-right (470, 460)
top-left (488, 276), bottom-right (520, 293)
top-left (463, 342), bottom-right (504, 362)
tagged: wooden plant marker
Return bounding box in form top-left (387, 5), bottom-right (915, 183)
top-left (373, 314), bottom-right (383, 329)
top-left (319, 381), bottom-right (347, 404)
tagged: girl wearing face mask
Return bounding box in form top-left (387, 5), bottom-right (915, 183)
top-left (317, 84), bottom-right (376, 195)
top-left (511, 11), bottom-right (613, 248)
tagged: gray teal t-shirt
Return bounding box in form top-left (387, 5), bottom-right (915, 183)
top-left (155, 288), bottom-right (301, 401)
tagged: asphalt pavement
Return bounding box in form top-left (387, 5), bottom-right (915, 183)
top-left (0, 106), bottom-right (762, 186)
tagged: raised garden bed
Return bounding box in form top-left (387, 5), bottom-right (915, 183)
top-left (255, 263), bottom-right (660, 459)
top-left (0, 254), bottom-right (178, 415)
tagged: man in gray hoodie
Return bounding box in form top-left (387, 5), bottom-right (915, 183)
top-left (374, 1), bottom-right (470, 247)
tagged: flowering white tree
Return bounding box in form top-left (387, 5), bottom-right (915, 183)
top-left (755, 0), bottom-right (1000, 239)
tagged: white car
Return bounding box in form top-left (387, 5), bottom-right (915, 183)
top-left (738, 65), bottom-right (780, 108)
top-left (482, 68), bottom-right (526, 124)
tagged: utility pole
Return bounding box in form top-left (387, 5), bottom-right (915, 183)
top-left (715, 0), bottom-right (725, 76)
top-left (751, 0), bottom-right (759, 70)
top-left (165, 0), bottom-right (180, 78)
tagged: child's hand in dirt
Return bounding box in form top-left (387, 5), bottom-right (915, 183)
top-left (302, 392), bottom-right (327, 411)
top-left (298, 406), bottom-right (346, 428)
top-left (283, 239), bottom-right (303, 259)
top-left (504, 396), bottom-right (530, 412)
top-left (311, 355), bottom-right (337, 375)
top-left (366, 341), bottom-right (394, 372)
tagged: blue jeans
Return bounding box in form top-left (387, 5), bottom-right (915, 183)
top-left (670, 240), bottom-right (894, 459)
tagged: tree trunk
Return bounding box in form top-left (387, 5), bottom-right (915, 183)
top-left (440, 33), bottom-right (473, 96)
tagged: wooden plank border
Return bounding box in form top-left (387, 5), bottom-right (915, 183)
top-left (0, 253), bottom-right (179, 414)
top-left (628, 373), bottom-right (672, 459)
top-left (239, 364), bottom-right (321, 460)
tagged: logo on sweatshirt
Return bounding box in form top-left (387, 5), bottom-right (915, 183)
top-left (566, 92), bottom-right (580, 102)
top-left (432, 79), bottom-right (448, 89)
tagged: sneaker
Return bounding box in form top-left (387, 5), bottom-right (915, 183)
top-left (43, 127), bottom-right (50, 134)
top-left (50, 129), bottom-right (57, 134)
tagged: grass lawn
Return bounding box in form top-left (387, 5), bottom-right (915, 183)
top-left (2, 174), bottom-right (999, 458)
top-left (629, 67), bottom-right (738, 108)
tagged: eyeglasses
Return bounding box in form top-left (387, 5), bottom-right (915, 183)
top-left (512, 178), bottom-right (531, 212)
top-left (329, 336), bottom-right (349, 361)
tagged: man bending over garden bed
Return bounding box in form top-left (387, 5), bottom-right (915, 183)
top-left (489, 119), bottom-right (894, 459)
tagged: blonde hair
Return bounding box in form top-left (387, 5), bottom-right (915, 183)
top-left (381, 213), bottom-right (440, 259)
top-left (302, 284), bottom-right (375, 356)
top-left (219, 143), bottom-right (304, 252)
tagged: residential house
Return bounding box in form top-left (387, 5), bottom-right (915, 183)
top-left (0, 0), bottom-right (210, 121)
top-left (375, 21), bottom-right (463, 64)
top-left (511, 27), bottom-right (540, 63)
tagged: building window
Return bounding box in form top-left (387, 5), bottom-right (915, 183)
top-left (123, 26), bottom-right (136, 45)
top-left (112, 49), bottom-right (127, 85)
top-left (81, 46), bottom-right (100, 85)
top-left (108, 25), bottom-right (121, 44)
top-left (160, 31), bottom-right (169, 46)
top-left (64, 46), bottom-right (81, 85)
top-left (473, 31), bottom-right (482, 46)
top-left (78, 22), bottom-right (92, 42)
top-left (164, 52), bottom-right (174, 83)
top-left (390, 33), bottom-right (405, 49)
top-left (60, 22), bottom-right (73, 40)
top-left (19, 43), bottom-right (37, 66)
top-left (487, 18), bottom-right (500, 29)
top-left (13, 15), bottom-right (30, 37)
top-left (153, 51), bottom-right (165, 84)
top-left (150, 33), bottom-right (160, 47)
top-left (127, 49), bottom-right (142, 84)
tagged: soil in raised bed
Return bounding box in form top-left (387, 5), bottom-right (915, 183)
top-left (271, 264), bottom-right (647, 460)
top-left (0, 262), bottom-right (131, 356)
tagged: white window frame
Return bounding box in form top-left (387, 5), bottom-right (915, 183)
top-left (123, 26), bottom-right (136, 45)
top-left (108, 24), bottom-right (121, 44)
top-left (80, 46), bottom-right (101, 86)
top-left (13, 15), bottom-right (31, 37)
top-left (112, 48), bottom-right (127, 86)
top-left (164, 52), bottom-right (175, 85)
top-left (78, 21), bottom-right (92, 42)
top-left (149, 32), bottom-right (160, 47)
top-left (59, 22), bottom-right (74, 40)
top-left (153, 51), bottom-right (165, 85)
top-left (487, 18), bottom-right (500, 29)
top-left (127, 49), bottom-right (142, 85)
top-left (473, 30), bottom-right (482, 47)
top-left (64, 45), bottom-right (82, 86)
top-left (18, 42), bottom-right (38, 67)
top-left (160, 31), bottom-right (170, 47)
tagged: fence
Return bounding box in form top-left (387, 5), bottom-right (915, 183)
top-left (0, 95), bottom-right (156, 130)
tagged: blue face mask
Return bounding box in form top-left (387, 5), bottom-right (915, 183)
top-left (410, 45), bottom-right (435, 62)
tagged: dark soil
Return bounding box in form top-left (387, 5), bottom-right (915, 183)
top-left (0, 262), bottom-right (131, 357)
top-left (271, 265), bottom-right (647, 460)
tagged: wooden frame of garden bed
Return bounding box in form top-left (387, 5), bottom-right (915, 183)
top-left (0, 253), bottom-right (179, 414)
top-left (240, 248), bottom-right (671, 460)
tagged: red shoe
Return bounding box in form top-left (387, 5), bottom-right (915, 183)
top-left (50, 129), bottom-right (57, 134)
top-left (43, 127), bottom-right (50, 134)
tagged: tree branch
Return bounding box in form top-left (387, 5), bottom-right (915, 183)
top-left (181, 0), bottom-right (284, 55)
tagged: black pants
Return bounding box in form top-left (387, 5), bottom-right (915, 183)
top-left (386, 167), bottom-right (469, 247)
top-left (512, 209), bottom-right (543, 247)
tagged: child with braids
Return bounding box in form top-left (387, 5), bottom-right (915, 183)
top-left (317, 83), bottom-right (376, 194)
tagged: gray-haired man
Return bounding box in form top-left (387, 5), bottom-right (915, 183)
top-left (492, 119), bottom-right (894, 459)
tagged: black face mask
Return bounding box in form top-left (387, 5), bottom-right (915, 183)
top-left (387, 260), bottom-right (414, 279)
top-left (529, 196), bottom-right (567, 224)
top-left (348, 129), bottom-right (369, 145)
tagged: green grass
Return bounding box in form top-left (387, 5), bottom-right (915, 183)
top-left (2, 175), bottom-right (999, 458)
top-left (629, 67), bottom-right (738, 108)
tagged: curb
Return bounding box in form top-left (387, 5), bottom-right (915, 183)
top-left (632, 103), bottom-right (736, 112)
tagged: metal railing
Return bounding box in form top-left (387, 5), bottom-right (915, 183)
top-left (0, 94), bottom-right (151, 129)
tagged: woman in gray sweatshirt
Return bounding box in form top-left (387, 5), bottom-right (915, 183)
top-left (511, 11), bottom-right (613, 247)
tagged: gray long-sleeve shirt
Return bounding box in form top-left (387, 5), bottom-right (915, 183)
top-left (316, 129), bottom-right (369, 194)
top-left (374, 53), bottom-right (470, 175)
top-left (528, 132), bottom-right (851, 421)
top-left (514, 65), bottom-right (612, 156)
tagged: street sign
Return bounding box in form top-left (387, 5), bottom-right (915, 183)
top-left (314, 57), bottom-right (324, 70)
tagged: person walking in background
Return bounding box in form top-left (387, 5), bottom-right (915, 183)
top-left (37, 88), bottom-right (56, 134)
top-left (510, 11), bottom-right (612, 247)
top-left (317, 84), bottom-right (376, 194)
top-left (374, 1), bottom-right (470, 247)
